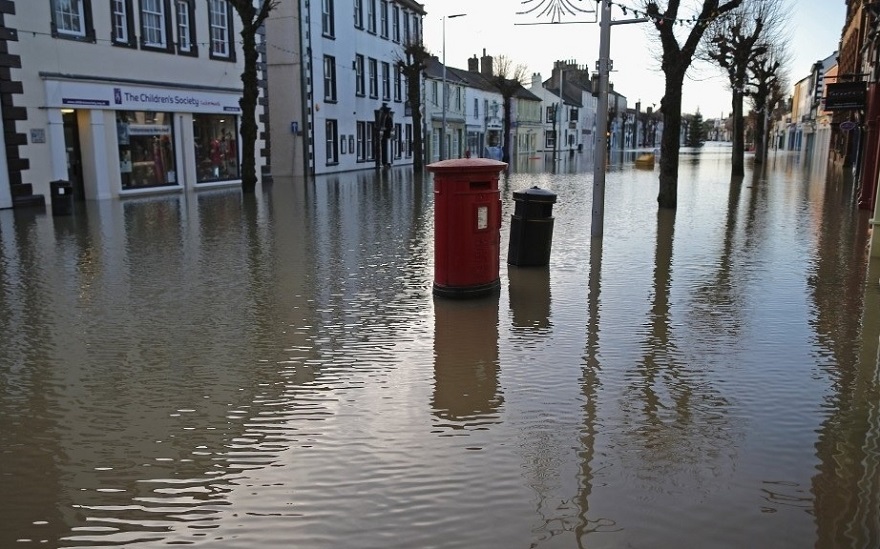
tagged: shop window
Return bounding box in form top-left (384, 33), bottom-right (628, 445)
top-left (111, 0), bottom-right (135, 47)
top-left (176, 0), bottom-right (198, 55)
top-left (51, 0), bottom-right (96, 42)
top-left (192, 114), bottom-right (240, 183)
top-left (116, 111), bottom-right (177, 190)
top-left (208, 0), bottom-right (236, 61)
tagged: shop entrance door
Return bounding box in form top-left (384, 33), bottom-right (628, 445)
top-left (62, 111), bottom-right (84, 201)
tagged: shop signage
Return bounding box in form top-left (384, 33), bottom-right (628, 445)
top-left (824, 82), bottom-right (866, 111)
top-left (44, 79), bottom-right (241, 114)
top-left (840, 120), bottom-right (857, 131)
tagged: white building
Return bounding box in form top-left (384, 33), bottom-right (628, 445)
top-left (1, 0), bottom-right (263, 210)
top-left (267, 0), bottom-right (425, 176)
top-left (424, 57), bottom-right (468, 162)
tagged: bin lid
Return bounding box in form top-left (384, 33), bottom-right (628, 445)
top-left (513, 186), bottom-right (557, 203)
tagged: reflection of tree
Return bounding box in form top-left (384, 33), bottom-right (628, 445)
top-left (620, 209), bottom-right (732, 476)
top-left (808, 174), bottom-right (880, 547)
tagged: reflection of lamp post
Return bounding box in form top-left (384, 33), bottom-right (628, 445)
top-left (440, 13), bottom-right (466, 161)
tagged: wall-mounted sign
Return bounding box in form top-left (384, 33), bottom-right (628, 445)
top-left (825, 82), bottom-right (866, 111)
top-left (840, 120), bottom-right (858, 131)
top-left (44, 79), bottom-right (241, 114)
top-left (30, 129), bottom-right (46, 143)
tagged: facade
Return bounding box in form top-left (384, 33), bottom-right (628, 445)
top-left (424, 57), bottom-right (468, 162)
top-left (1, 0), bottom-right (262, 210)
top-left (268, 0), bottom-right (425, 177)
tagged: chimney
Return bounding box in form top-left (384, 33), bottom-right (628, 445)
top-left (468, 55), bottom-right (479, 72)
top-left (531, 72), bottom-right (542, 89)
top-left (480, 48), bottom-right (493, 77)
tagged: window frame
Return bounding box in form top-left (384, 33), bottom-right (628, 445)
top-left (394, 65), bottom-right (402, 102)
top-left (111, 0), bottom-right (136, 47)
top-left (366, 0), bottom-right (376, 34)
top-left (368, 58), bottom-right (378, 99)
top-left (322, 0), bottom-right (335, 38)
top-left (391, 5), bottom-right (400, 42)
top-left (356, 121), bottom-right (366, 161)
top-left (323, 55), bottom-right (338, 102)
top-left (208, 0), bottom-right (236, 61)
top-left (175, 0), bottom-right (198, 56)
top-left (140, 0), bottom-right (174, 52)
top-left (355, 54), bottom-right (366, 97)
top-left (51, 0), bottom-right (96, 42)
top-left (354, 0), bottom-right (363, 29)
top-left (379, 1), bottom-right (389, 38)
top-left (326, 119), bottom-right (339, 165)
top-left (381, 61), bottom-right (391, 101)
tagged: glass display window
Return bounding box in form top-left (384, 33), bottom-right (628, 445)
top-left (192, 114), bottom-right (239, 183)
top-left (116, 111), bottom-right (177, 189)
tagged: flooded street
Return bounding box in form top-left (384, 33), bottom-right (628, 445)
top-left (2, 148), bottom-right (880, 548)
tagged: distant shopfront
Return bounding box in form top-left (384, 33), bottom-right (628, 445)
top-left (42, 77), bottom-right (242, 200)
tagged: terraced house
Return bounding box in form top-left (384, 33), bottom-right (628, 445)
top-left (268, 0), bottom-right (425, 177)
top-left (0, 0), bottom-right (266, 210)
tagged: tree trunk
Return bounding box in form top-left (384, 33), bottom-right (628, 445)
top-left (239, 26), bottom-right (260, 194)
top-left (731, 90), bottom-right (745, 176)
top-left (657, 74), bottom-right (684, 210)
top-left (754, 110), bottom-right (765, 165)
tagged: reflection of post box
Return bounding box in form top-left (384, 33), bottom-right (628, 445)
top-left (432, 294), bottom-right (501, 425)
top-left (428, 158), bottom-right (507, 298)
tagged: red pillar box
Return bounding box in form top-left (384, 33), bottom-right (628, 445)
top-left (428, 158), bottom-right (507, 298)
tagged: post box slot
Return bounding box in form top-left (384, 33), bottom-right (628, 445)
top-left (470, 181), bottom-right (490, 190)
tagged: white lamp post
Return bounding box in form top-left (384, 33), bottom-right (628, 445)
top-left (440, 13), bottom-right (466, 161)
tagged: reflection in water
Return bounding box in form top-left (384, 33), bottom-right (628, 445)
top-left (3, 151), bottom-right (880, 547)
top-left (432, 295), bottom-right (502, 429)
top-left (507, 266), bottom-right (552, 334)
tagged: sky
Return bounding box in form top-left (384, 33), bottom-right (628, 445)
top-left (419, 0), bottom-right (846, 119)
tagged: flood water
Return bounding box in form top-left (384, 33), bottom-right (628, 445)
top-left (2, 148), bottom-right (880, 548)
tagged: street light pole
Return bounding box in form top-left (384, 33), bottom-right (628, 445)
top-left (440, 13), bottom-right (466, 161)
top-left (591, 1), bottom-right (647, 238)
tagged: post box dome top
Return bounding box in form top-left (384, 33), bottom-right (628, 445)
top-left (427, 158), bottom-right (508, 172)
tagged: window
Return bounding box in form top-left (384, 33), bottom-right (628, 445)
top-left (355, 54), bottom-right (365, 96)
top-left (322, 0), bottom-right (335, 37)
top-left (545, 130), bottom-right (556, 148)
top-left (456, 87), bottom-right (462, 110)
top-left (141, 0), bottom-right (171, 50)
top-left (431, 81), bottom-right (438, 105)
top-left (208, 0), bottom-right (235, 60)
top-left (569, 107), bottom-right (578, 121)
top-left (405, 124), bottom-right (412, 157)
top-left (176, 0), bottom-right (197, 55)
top-left (367, 0), bottom-right (376, 33)
top-left (403, 12), bottom-right (410, 44)
top-left (392, 6), bottom-right (400, 42)
top-left (111, 0), bottom-right (135, 46)
top-left (411, 14), bottom-right (420, 44)
top-left (380, 1), bottom-right (389, 38)
top-left (51, 0), bottom-right (95, 41)
top-left (394, 66), bottom-right (402, 102)
top-left (546, 106), bottom-right (556, 123)
top-left (381, 62), bottom-right (390, 100)
top-left (473, 98), bottom-right (479, 119)
top-left (326, 120), bottom-right (339, 164)
top-left (394, 123), bottom-right (402, 158)
top-left (356, 121), bottom-right (366, 161)
top-left (369, 58), bottom-right (378, 98)
top-left (324, 56), bottom-right (337, 102)
top-left (116, 111), bottom-right (177, 189)
top-left (192, 114), bottom-right (239, 182)
top-left (366, 122), bottom-right (375, 160)
top-left (354, 0), bottom-right (363, 28)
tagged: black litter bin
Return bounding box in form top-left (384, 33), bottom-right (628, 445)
top-left (50, 179), bottom-right (74, 216)
top-left (507, 186), bottom-right (557, 267)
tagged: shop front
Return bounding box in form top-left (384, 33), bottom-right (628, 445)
top-left (43, 78), bottom-right (243, 200)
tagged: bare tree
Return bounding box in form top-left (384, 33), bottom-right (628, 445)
top-left (485, 56), bottom-right (528, 164)
top-left (748, 42), bottom-right (788, 165)
top-left (228, 0), bottom-right (278, 194)
top-left (644, 0), bottom-right (743, 209)
top-left (398, 42), bottom-right (432, 171)
top-left (703, 0), bottom-right (783, 175)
